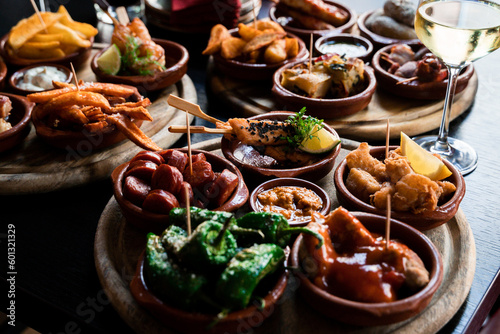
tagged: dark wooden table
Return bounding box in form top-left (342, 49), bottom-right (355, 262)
top-left (1, 1), bottom-right (499, 333)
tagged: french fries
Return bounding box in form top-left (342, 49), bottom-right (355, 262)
top-left (203, 20), bottom-right (300, 64)
top-left (7, 5), bottom-right (97, 60)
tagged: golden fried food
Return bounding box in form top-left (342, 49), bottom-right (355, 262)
top-left (345, 142), bottom-right (387, 181)
top-left (8, 12), bottom-right (63, 50)
top-left (345, 168), bottom-right (381, 202)
top-left (242, 32), bottom-right (286, 54)
top-left (37, 91), bottom-right (111, 119)
top-left (221, 37), bottom-right (247, 59)
top-left (202, 24), bottom-right (231, 55)
top-left (106, 114), bottom-right (161, 151)
top-left (28, 82), bottom-right (135, 103)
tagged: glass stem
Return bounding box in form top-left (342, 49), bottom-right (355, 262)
top-left (434, 65), bottom-right (463, 155)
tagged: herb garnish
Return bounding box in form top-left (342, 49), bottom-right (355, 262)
top-left (121, 36), bottom-right (166, 76)
top-left (282, 107), bottom-right (324, 148)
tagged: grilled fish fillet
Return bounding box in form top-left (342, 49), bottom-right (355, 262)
top-left (217, 118), bottom-right (295, 146)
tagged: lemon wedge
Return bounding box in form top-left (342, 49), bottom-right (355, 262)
top-left (299, 124), bottom-right (340, 154)
top-left (96, 44), bottom-right (121, 75)
top-left (400, 132), bottom-right (452, 180)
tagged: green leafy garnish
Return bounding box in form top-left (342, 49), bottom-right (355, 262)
top-left (121, 35), bottom-right (166, 76)
top-left (281, 107), bottom-right (324, 148)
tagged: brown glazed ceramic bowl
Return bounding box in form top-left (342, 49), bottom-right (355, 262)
top-left (220, 112), bottom-right (341, 184)
top-left (357, 10), bottom-right (420, 51)
top-left (0, 57), bottom-right (7, 91)
top-left (314, 33), bottom-right (374, 62)
top-left (333, 145), bottom-right (465, 231)
top-left (212, 29), bottom-right (308, 81)
top-left (130, 251), bottom-right (288, 334)
top-left (0, 93), bottom-right (33, 153)
top-left (0, 34), bottom-right (93, 69)
top-left (8, 64), bottom-right (73, 95)
top-left (91, 39), bottom-right (189, 93)
top-left (269, 1), bottom-right (357, 43)
top-left (272, 61), bottom-right (377, 118)
top-left (31, 85), bottom-right (144, 151)
top-left (112, 148), bottom-right (249, 232)
top-left (372, 44), bottom-right (474, 100)
top-left (249, 177), bottom-right (332, 226)
top-left (290, 211), bottom-right (443, 326)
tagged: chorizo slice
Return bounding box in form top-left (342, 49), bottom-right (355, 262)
top-left (143, 189), bottom-right (179, 214)
top-left (130, 151), bottom-right (164, 165)
top-left (123, 175), bottom-right (151, 207)
top-left (206, 169), bottom-right (239, 207)
top-left (183, 160), bottom-right (215, 189)
top-left (167, 150), bottom-right (188, 173)
top-left (151, 164), bottom-right (183, 195)
top-left (178, 181), bottom-right (194, 208)
top-left (126, 160), bottom-right (158, 182)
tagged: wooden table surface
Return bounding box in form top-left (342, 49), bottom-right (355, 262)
top-left (0, 1), bottom-right (499, 334)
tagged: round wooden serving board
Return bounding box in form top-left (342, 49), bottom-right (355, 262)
top-left (0, 51), bottom-right (195, 195)
top-left (207, 60), bottom-right (478, 141)
top-left (94, 138), bottom-right (476, 334)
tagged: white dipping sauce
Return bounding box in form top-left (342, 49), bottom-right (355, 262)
top-left (17, 66), bottom-right (68, 91)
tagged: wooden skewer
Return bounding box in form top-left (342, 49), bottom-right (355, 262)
top-left (185, 185), bottom-right (192, 236)
top-left (167, 95), bottom-right (224, 125)
top-left (70, 63), bottom-right (80, 91)
top-left (186, 113), bottom-right (193, 175)
top-left (168, 125), bottom-right (233, 134)
top-left (396, 76), bottom-right (418, 85)
top-left (29, 0), bottom-right (48, 33)
top-left (116, 6), bottom-right (130, 25)
top-left (308, 34), bottom-right (313, 73)
top-left (385, 119), bottom-right (390, 159)
top-left (386, 194), bottom-right (391, 251)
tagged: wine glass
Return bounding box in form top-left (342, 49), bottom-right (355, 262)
top-left (413, 0), bottom-right (500, 174)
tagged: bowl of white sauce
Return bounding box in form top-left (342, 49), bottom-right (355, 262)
top-left (314, 33), bottom-right (373, 62)
top-left (9, 64), bottom-right (72, 95)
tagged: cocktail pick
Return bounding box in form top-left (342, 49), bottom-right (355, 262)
top-left (70, 63), bottom-right (80, 91)
top-left (168, 125), bottom-right (232, 134)
top-left (29, 0), bottom-right (48, 33)
top-left (185, 185), bottom-right (192, 236)
top-left (309, 34), bottom-right (313, 73)
top-left (167, 95), bottom-right (223, 124)
top-left (116, 6), bottom-right (130, 25)
top-left (386, 194), bottom-right (391, 250)
top-left (186, 111), bottom-right (193, 175)
top-left (385, 119), bottom-right (390, 159)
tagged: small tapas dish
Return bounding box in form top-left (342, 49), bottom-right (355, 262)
top-left (220, 111), bottom-right (341, 183)
top-left (290, 208), bottom-right (443, 326)
top-left (91, 39), bottom-right (189, 93)
top-left (372, 43), bottom-right (474, 100)
top-left (314, 33), bottom-right (373, 62)
top-left (0, 57), bottom-right (7, 91)
top-left (269, 0), bottom-right (357, 42)
top-left (272, 55), bottom-right (377, 118)
top-left (112, 148), bottom-right (249, 231)
top-left (334, 145), bottom-right (465, 231)
top-left (249, 177), bottom-right (331, 226)
top-left (0, 93), bottom-right (33, 153)
top-left (8, 64), bottom-right (73, 95)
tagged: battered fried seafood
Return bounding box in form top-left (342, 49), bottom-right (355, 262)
top-left (0, 95), bottom-right (13, 133)
top-left (303, 207), bottom-right (429, 303)
top-left (27, 81), bottom-right (160, 151)
top-left (345, 143), bottom-right (456, 213)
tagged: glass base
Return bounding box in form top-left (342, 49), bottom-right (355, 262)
top-left (412, 135), bottom-right (478, 175)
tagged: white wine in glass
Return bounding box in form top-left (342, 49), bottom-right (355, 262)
top-left (414, 0), bottom-right (500, 174)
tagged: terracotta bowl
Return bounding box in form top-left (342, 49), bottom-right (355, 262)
top-left (220, 112), bottom-right (341, 184)
top-left (249, 177), bottom-right (331, 226)
top-left (372, 44), bottom-right (474, 100)
top-left (290, 211), bottom-right (443, 326)
top-left (269, 1), bottom-right (357, 43)
top-left (0, 57), bottom-right (7, 91)
top-left (8, 64), bottom-right (73, 96)
top-left (272, 61), bottom-right (377, 118)
top-left (333, 146), bottom-right (465, 231)
top-left (130, 251), bottom-right (288, 334)
top-left (212, 29), bottom-right (308, 81)
top-left (91, 39), bottom-right (189, 93)
top-left (357, 10), bottom-right (420, 51)
top-left (31, 85), bottom-right (144, 151)
top-left (112, 148), bottom-right (249, 232)
top-left (0, 93), bottom-right (33, 153)
top-left (0, 34), bottom-right (93, 69)
top-left (314, 33), bottom-right (373, 62)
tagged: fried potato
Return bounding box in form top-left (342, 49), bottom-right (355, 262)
top-left (285, 37), bottom-right (299, 58)
top-left (17, 45), bottom-right (65, 59)
top-left (57, 5), bottom-right (98, 38)
top-left (28, 33), bottom-right (64, 43)
top-left (242, 32), bottom-right (285, 54)
top-left (202, 24), bottom-right (231, 55)
top-left (256, 20), bottom-right (285, 33)
top-left (247, 49), bottom-right (262, 63)
top-left (237, 23), bottom-right (261, 42)
top-left (8, 12), bottom-right (63, 50)
top-left (264, 38), bottom-right (287, 63)
top-left (221, 37), bottom-right (247, 59)
top-left (46, 22), bottom-right (91, 48)
top-left (22, 41), bottom-right (60, 49)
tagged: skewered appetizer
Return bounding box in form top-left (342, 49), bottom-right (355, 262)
top-left (203, 20), bottom-right (299, 64)
top-left (345, 135), bottom-right (456, 214)
top-left (275, 0), bottom-right (350, 30)
top-left (5, 6), bottom-right (97, 60)
top-left (281, 53), bottom-right (366, 98)
top-left (302, 207), bottom-right (429, 303)
top-left (0, 96), bottom-right (13, 133)
top-left (27, 81), bottom-right (160, 151)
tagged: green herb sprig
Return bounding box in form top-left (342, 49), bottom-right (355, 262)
top-left (282, 107), bottom-right (324, 148)
top-left (121, 36), bottom-right (166, 76)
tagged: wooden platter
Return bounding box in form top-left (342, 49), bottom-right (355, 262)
top-left (207, 59), bottom-right (478, 141)
top-left (0, 50), bottom-right (195, 195)
top-left (94, 138), bottom-right (476, 334)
